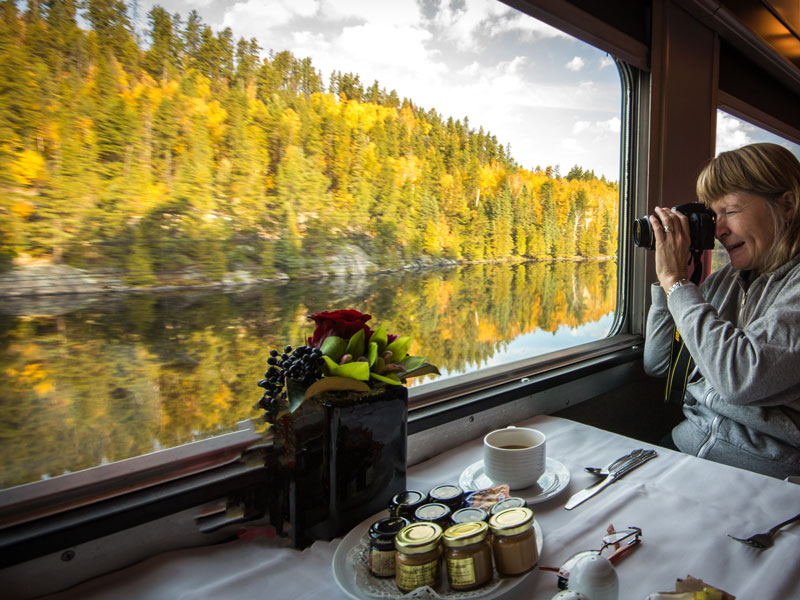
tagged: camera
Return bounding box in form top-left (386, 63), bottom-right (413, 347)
top-left (633, 202), bottom-right (716, 250)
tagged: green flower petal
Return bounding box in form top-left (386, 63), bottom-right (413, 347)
top-left (385, 336), bottom-right (412, 363)
top-left (371, 324), bottom-right (388, 354)
top-left (366, 341), bottom-right (378, 366)
top-left (320, 336), bottom-right (347, 362)
top-left (344, 329), bottom-right (365, 360)
top-left (370, 372), bottom-right (403, 385)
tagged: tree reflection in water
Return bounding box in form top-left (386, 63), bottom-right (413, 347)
top-left (0, 260), bottom-right (616, 489)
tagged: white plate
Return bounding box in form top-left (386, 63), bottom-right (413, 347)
top-left (332, 510), bottom-right (543, 600)
top-left (458, 457), bottom-right (570, 505)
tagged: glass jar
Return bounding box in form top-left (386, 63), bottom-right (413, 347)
top-left (451, 507), bottom-right (489, 524)
top-left (488, 507), bottom-right (538, 576)
top-left (389, 490), bottom-right (427, 520)
top-left (368, 516), bottom-right (409, 578)
top-left (394, 522), bottom-right (443, 593)
top-left (489, 497), bottom-right (528, 515)
top-left (413, 502), bottom-right (452, 528)
top-left (442, 521), bottom-right (493, 590)
top-left (428, 484), bottom-right (465, 512)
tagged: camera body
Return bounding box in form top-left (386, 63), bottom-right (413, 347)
top-left (633, 202), bottom-right (716, 250)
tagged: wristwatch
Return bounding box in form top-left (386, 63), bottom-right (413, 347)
top-left (666, 278), bottom-right (689, 300)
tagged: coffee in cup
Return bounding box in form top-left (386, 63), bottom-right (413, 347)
top-left (483, 426), bottom-right (546, 490)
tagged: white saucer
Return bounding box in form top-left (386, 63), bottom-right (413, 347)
top-left (458, 457), bottom-right (570, 504)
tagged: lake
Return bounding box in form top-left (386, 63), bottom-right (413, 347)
top-left (0, 260), bottom-right (617, 489)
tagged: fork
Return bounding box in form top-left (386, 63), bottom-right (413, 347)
top-left (727, 511), bottom-right (800, 549)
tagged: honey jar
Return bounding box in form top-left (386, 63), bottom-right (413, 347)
top-left (368, 516), bottom-right (409, 578)
top-left (488, 507), bottom-right (538, 576)
top-left (442, 521), bottom-right (493, 590)
top-left (394, 522), bottom-right (443, 593)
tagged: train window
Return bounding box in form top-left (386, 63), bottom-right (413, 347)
top-left (0, 0), bottom-right (623, 499)
top-left (708, 109), bottom-right (800, 271)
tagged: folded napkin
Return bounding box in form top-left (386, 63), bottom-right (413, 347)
top-left (646, 575), bottom-right (735, 600)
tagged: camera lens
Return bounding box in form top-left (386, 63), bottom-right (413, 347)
top-left (633, 217), bottom-right (654, 250)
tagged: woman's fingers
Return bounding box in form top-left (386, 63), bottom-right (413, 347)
top-left (651, 206), bottom-right (690, 287)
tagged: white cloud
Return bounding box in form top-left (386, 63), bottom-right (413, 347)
top-left (566, 56), bottom-right (584, 72)
top-left (573, 121), bottom-right (590, 134)
top-left (599, 55), bottom-right (614, 69)
top-left (222, 0), bottom-right (319, 31)
top-left (716, 112), bottom-right (753, 153)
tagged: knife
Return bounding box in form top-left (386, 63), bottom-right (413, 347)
top-left (564, 449), bottom-right (658, 510)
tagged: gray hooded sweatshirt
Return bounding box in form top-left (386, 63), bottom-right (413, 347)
top-left (644, 254), bottom-right (800, 479)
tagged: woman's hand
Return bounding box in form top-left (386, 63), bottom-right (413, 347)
top-left (649, 206), bottom-right (691, 291)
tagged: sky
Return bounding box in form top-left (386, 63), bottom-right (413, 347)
top-left (133, 0), bottom-right (624, 180)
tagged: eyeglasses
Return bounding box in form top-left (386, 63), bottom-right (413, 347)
top-left (540, 526), bottom-right (642, 590)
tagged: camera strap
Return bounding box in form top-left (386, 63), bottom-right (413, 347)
top-left (664, 250), bottom-right (703, 404)
top-left (665, 328), bottom-right (694, 404)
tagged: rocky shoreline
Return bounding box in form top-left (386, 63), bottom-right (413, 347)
top-left (0, 251), bottom-right (615, 300)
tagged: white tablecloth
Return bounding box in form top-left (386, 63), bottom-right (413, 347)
top-left (42, 415), bottom-right (800, 600)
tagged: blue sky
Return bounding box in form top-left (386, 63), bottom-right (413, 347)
top-left (137, 0), bottom-right (623, 180)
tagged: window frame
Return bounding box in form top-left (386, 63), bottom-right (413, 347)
top-left (0, 0), bottom-right (648, 575)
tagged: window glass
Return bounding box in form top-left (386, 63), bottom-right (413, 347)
top-left (710, 110), bottom-right (800, 271)
top-left (0, 0), bottom-right (621, 490)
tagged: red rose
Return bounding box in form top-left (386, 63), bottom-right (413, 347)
top-left (307, 310), bottom-right (373, 348)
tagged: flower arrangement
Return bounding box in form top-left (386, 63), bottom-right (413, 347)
top-left (256, 309), bottom-right (439, 419)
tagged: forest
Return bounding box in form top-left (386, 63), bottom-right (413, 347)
top-left (0, 0), bottom-right (619, 284)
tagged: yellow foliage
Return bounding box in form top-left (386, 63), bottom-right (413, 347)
top-left (205, 100), bottom-right (227, 140)
top-left (34, 381), bottom-right (54, 396)
top-left (395, 155), bottom-right (421, 186)
top-left (10, 200), bottom-right (35, 219)
top-left (478, 162), bottom-right (504, 192)
top-left (476, 317), bottom-right (500, 343)
top-left (10, 150), bottom-right (47, 186)
top-left (282, 108), bottom-right (301, 138)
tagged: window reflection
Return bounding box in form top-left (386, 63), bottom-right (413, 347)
top-left (0, 0), bottom-right (622, 488)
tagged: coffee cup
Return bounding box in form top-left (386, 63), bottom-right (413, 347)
top-left (483, 426), bottom-right (546, 490)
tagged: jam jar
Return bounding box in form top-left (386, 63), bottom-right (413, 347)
top-left (490, 497), bottom-right (528, 515)
top-left (451, 507), bottom-right (489, 524)
top-left (442, 521), bottom-right (493, 591)
top-left (428, 484), bottom-right (465, 512)
top-left (368, 516), bottom-right (410, 578)
top-left (413, 502), bottom-right (452, 528)
top-left (395, 522), bottom-right (444, 593)
top-left (488, 507), bottom-right (538, 576)
top-left (390, 490), bottom-right (427, 520)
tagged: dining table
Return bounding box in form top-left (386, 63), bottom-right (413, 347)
top-left (40, 415), bottom-right (800, 600)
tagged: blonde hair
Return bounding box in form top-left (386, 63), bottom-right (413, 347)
top-left (696, 142), bottom-right (800, 274)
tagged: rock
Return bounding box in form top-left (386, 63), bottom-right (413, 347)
top-left (0, 263), bottom-right (105, 296)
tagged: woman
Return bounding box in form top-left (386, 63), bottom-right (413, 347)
top-left (643, 142), bottom-right (800, 479)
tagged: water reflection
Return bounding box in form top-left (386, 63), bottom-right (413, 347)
top-left (0, 260), bottom-right (616, 488)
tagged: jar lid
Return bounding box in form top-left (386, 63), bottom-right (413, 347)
top-left (442, 521), bottom-right (489, 547)
top-left (390, 490), bottom-right (426, 511)
top-left (395, 522), bottom-right (443, 554)
top-left (369, 516), bottom-right (409, 539)
top-left (489, 507), bottom-right (534, 537)
top-left (414, 502), bottom-right (451, 523)
top-left (490, 497), bottom-right (527, 515)
top-left (428, 484), bottom-right (463, 503)
top-left (451, 507), bottom-right (488, 524)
